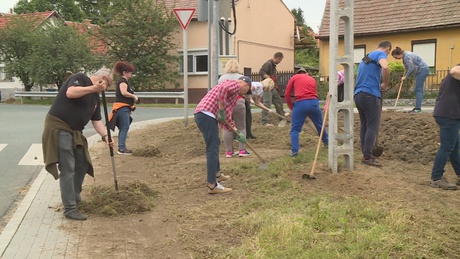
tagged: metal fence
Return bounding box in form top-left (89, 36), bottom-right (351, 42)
top-left (426, 70), bottom-right (449, 92)
top-left (249, 70), bottom-right (295, 97)
top-left (249, 69), bottom-right (449, 97)
top-left (14, 91), bottom-right (184, 104)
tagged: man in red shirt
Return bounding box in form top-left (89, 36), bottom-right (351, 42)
top-left (194, 76), bottom-right (251, 194)
top-left (284, 68), bottom-right (328, 157)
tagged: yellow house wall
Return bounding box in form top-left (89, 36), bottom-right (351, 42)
top-left (232, 0), bottom-right (295, 76)
top-left (170, 21), bottom-right (210, 92)
top-left (319, 27), bottom-right (460, 76)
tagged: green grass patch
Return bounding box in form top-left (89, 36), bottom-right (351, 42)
top-left (212, 154), bottom-right (459, 258)
top-left (228, 195), bottom-right (426, 258)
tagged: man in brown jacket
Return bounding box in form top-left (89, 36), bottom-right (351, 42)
top-left (259, 52), bottom-right (286, 126)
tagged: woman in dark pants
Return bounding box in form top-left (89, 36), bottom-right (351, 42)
top-left (245, 99), bottom-right (256, 139)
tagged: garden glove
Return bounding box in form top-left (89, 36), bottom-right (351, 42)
top-left (234, 130), bottom-right (246, 143)
top-left (217, 109), bottom-right (225, 122)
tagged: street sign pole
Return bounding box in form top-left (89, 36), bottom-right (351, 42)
top-left (183, 28), bottom-right (189, 127)
top-left (173, 8), bottom-right (196, 127)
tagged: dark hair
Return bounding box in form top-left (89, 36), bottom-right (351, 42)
top-left (391, 46), bottom-right (404, 56)
top-left (378, 41), bottom-right (392, 49)
top-left (274, 52), bottom-right (284, 59)
top-left (113, 61), bottom-right (135, 76)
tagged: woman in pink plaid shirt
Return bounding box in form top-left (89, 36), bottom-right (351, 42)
top-left (194, 76), bottom-right (251, 194)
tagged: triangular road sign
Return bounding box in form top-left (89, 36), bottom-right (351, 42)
top-left (173, 8), bottom-right (196, 30)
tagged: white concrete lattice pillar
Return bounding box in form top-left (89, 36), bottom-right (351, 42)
top-left (328, 0), bottom-right (354, 173)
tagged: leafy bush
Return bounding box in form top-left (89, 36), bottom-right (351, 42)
top-left (385, 62), bottom-right (414, 99)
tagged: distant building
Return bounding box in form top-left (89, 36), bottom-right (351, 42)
top-left (317, 0), bottom-right (460, 89)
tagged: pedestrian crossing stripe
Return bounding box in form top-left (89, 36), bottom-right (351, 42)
top-left (18, 144), bottom-right (43, 166)
top-left (0, 144), bottom-right (6, 152)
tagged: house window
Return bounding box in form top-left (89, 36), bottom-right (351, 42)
top-left (412, 40), bottom-right (436, 73)
top-left (178, 49), bottom-right (208, 75)
top-left (354, 45), bottom-right (366, 74)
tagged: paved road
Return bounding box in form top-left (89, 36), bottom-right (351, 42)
top-left (0, 104), bottom-right (195, 227)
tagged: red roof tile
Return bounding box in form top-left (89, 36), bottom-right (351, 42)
top-left (318, 0), bottom-right (460, 38)
top-left (163, 0), bottom-right (199, 18)
top-left (0, 11), bottom-right (61, 29)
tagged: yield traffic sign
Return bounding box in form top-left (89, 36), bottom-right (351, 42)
top-left (173, 8), bottom-right (196, 30)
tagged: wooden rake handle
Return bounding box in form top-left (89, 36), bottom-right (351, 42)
top-left (309, 94), bottom-right (331, 177)
top-left (394, 80), bottom-right (404, 107)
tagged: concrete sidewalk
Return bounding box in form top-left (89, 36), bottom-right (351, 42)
top-left (0, 107), bottom-right (433, 258)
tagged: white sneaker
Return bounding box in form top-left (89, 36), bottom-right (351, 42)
top-left (208, 182), bottom-right (232, 194)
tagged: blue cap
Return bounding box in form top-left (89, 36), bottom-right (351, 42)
top-left (239, 76), bottom-right (252, 86)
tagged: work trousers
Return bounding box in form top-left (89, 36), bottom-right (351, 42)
top-left (261, 88), bottom-right (284, 125)
top-left (57, 130), bottom-right (88, 215)
top-left (290, 99), bottom-right (328, 154)
top-left (223, 99), bottom-right (246, 152)
top-left (117, 106), bottom-right (131, 150)
top-left (194, 112), bottom-right (221, 184)
top-left (414, 67), bottom-right (430, 109)
top-left (354, 92), bottom-right (381, 159)
top-left (431, 116), bottom-right (460, 180)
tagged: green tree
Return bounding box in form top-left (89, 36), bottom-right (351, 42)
top-left (291, 8), bottom-right (319, 69)
top-left (291, 8), bottom-right (305, 26)
top-left (295, 47), bottom-right (319, 69)
top-left (77, 0), bottom-right (116, 25)
top-left (0, 15), bottom-right (103, 90)
top-left (14, 0), bottom-right (86, 22)
top-left (98, 0), bottom-right (179, 90)
top-left (28, 22), bottom-right (103, 88)
top-left (0, 16), bottom-right (38, 91)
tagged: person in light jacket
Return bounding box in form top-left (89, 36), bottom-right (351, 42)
top-left (391, 46), bottom-right (430, 113)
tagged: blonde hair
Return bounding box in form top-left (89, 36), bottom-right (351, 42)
top-left (224, 59), bottom-right (240, 74)
top-left (261, 78), bottom-right (275, 91)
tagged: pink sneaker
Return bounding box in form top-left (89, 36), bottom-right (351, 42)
top-left (226, 151), bottom-right (234, 158)
top-left (238, 149), bottom-right (250, 157)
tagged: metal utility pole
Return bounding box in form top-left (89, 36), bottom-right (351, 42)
top-left (207, 0), bottom-right (213, 91)
top-left (212, 0), bottom-right (220, 87)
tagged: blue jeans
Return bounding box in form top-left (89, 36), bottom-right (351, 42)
top-left (194, 112), bottom-right (221, 184)
top-left (57, 130), bottom-right (88, 214)
top-left (431, 116), bottom-right (460, 180)
top-left (354, 92), bottom-right (381, 159)
top-left (414, 67), bottom-right (430, 109)
top-left (117, 106), bottom-right (131, 150)
top-left (290, 99), bottom-right (328, 154)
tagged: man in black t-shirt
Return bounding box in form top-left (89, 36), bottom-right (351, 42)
top-left (42, 67), bottom-right (114, 220)
top-left (429, 64), bottom-right (460, 190)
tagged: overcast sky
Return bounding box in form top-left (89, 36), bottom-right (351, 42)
top-left (283, 0), bottom-right (326, 32)
top-left (1, 0), bottom-right (326, 32)
top-left (0, 0), bottom-right (18, 14)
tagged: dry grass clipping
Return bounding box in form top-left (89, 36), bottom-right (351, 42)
top-left (79, 181), bottom-right (158, 217)
top-left (134, 145), bottom-right (161, 157)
